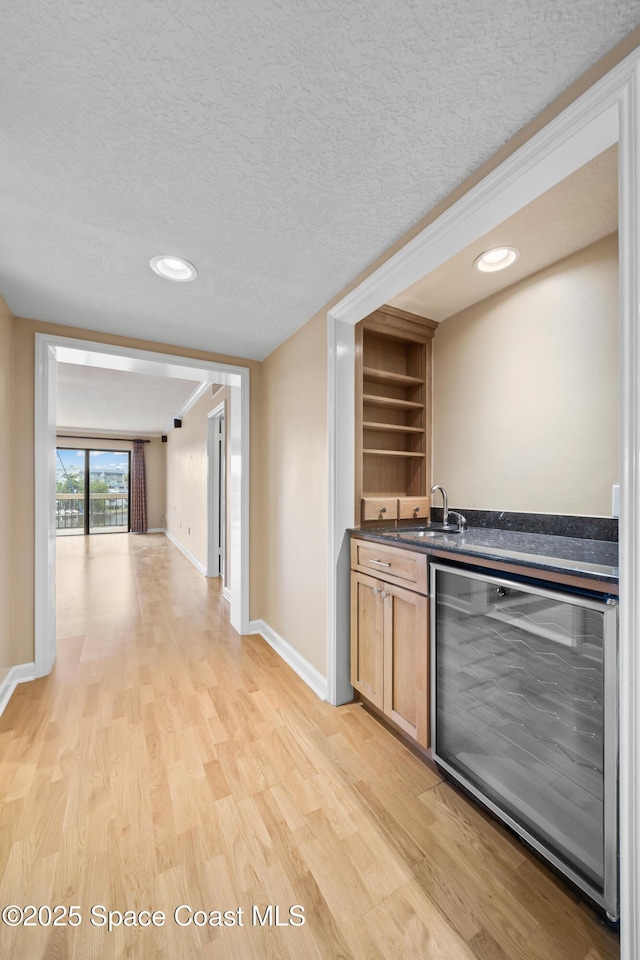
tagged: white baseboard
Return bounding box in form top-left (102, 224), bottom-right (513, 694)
top-left (146, 527), bottom-right (165, 534)
top-left (164, 529), bottom-right (207, 576)
top-left (222, 586), bottom-right (231, 603)
top-left (248, 620), bottom-right (327, 701)
top-left (0, 662), bottom-right (37, 719)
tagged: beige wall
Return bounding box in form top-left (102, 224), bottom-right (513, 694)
top-left (260, 312), bottom-right (328, 676)
top-left (0, 298), bottom-right (13, 684)
top-left (10, 317), bottom-right (263, 667)
top-left (165, 385), bottom-right (230, 582)
top-left (432, 233), bottom-right (619, 516)
top-left (55, 435), bottom-right (166, 531)
top-left (145, 438), bottom-right (167, 530)
top-left (165, 388), bottom-right (215, 570)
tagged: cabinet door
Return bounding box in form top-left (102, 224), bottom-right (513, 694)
top-left (350, 572), bottom-right (384, 709)
top-left (383, 583), bottom-right (429, 747)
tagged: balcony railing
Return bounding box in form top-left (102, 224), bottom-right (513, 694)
top-left (56, 493), bottom-right (129, 531)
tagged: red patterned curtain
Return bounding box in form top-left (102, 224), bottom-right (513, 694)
top-left (130, 440), bottom-right (147, 533)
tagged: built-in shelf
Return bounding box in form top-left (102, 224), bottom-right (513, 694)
top-left (363, 422), bottom-right (423, 434)
top-left (363, 367), bottom-right (425, 388)
top-left (363, 394), bottom-right (425, 411)
top-left (364, 449), bottom-right (425, 458)
top-left (356, 306), bottom-right (436, 522)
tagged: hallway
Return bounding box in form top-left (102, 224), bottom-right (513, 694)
top-left (0, 534), bottom-right (619, 959)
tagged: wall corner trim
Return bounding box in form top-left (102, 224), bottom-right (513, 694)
top-left (248, 620), bottom-right (328, 702)
top-left (0, 663), bottom-right (37, 719)
top-left (222, 587), bottom-right (231, 603)
top-left (164, 529), bottom-right (207, 577)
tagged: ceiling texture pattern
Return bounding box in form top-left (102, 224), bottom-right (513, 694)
top-left (1, 1), bottom-right (638, 360)
top-left (389, 145), bottom-right (619, 322)
top-left (56, 362), bottom-right (204, 435)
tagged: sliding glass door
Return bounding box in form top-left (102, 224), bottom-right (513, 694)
top-left (56, 448), bottom-right (130, 535)
top-left (55, 448), bottom-right (85, 534)
top-left (88, 450), bottom-right (129, 534)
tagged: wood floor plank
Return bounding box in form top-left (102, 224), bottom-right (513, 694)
top-left (364, 879), bottom-right (480, 960)
top-left (0, 533), bottom-right (619, 959)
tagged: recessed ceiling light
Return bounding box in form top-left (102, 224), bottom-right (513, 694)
top-left (473, 246), bottom-right (520, 273)
top-left (150, 255), bottom-right (197, 282)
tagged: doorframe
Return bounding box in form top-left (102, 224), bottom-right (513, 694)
top-left (207, 401), bottom-right (226, 582)
top-left (327, 50), bottom-right (640, 954)
top-left (35, 334), bottom-right (251, 674)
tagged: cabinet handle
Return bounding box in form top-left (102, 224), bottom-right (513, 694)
top-left (369, 559), bottom-right (391, 567)
top-left (380, 590), bottom-right (388, 598)
top-left (373, 587), bottom-right (380, 595)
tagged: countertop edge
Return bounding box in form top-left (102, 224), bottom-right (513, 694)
top-left (349, 527), bottom-right (619, 588)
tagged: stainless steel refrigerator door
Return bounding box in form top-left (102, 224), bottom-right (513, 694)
top-left (430, 562), bottom-right (618, 919)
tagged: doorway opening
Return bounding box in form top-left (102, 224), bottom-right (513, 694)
top-left (35, 334), bottom-right (252, 679)
top-left (56, 447), bottom-right (131, 535)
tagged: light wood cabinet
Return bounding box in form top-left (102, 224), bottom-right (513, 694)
top-left (350, 539), bottom-right (429, 748)
top-left (351, 537), bottom-right (427, 593)
top-left (350, 571), bottom-right (385, 710)
top-left (355, 305), bottom-right (437, 524)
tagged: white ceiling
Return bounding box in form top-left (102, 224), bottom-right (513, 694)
top-left (389, 144), bottom-right (619, 321)
top-left (56, 362), bottom-right (204, 435)
top-left (1, 3), bottom-right (638, 360)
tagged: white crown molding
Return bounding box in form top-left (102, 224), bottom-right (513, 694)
top-left (164, 529), bottom-right (207, 577)
top-left (0, 663), bottom-right (37, 719)
top-left (171, 380), bottom-right (210, 429)
top-left (248, 620), bottom-right (327, 702)
top-left (329, 102), bottom-right (618, 328)
top-left (327, 47), bottom-right (640, 329)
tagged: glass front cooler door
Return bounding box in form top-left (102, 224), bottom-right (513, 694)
top-left (430, 563), bottom-right (618, 918)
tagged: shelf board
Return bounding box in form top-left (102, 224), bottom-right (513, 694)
top-left (363, 366), bottom-right (425, 388)
top-left (363, 394), bottom-right (425, 411)
top-left (363, 421), bottom-right (423, 434)
top-left (364, 449), bottom-right (426, 458)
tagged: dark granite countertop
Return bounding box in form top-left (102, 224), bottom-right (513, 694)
top-left (350, 525), bottom-right (619, 586)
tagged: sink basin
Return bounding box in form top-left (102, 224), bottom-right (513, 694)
top-left (395, 527), bottom-right (461, 539)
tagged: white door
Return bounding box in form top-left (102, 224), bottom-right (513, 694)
top-left (207, 407), bottom-right (226, 583)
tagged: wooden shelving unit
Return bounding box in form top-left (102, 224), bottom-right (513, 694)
top-left (362, 368), bottom-right (425, 387)
top-left (362, 394), bottom-right (425, 410)
top-left (355, 305), bottom-right (437, 523)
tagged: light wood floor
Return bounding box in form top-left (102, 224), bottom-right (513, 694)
top-left (0, 534), bottom-right (618, 959)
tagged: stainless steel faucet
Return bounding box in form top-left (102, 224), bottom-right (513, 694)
top-left (431, 484), bottom-right (449, 526)
top-left (448, 510), bottom-right (467, 532)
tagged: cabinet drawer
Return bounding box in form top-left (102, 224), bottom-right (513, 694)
top-left (361, 498), bottom-right (398, 522)
top-left (351, 538), bottom-right (427, 594)
top-left (397, 497), bottom-right (430, 520)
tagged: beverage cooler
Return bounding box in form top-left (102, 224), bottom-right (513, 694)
top-left (430, 562), bottom-right (618, 919)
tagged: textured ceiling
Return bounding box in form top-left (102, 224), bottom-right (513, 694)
top-left (1, 3), bottom-right (638, 360)
top-left (56, 362), bottom-right (203, 434)
top-left (389, 145), bottom-right (618, 321)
